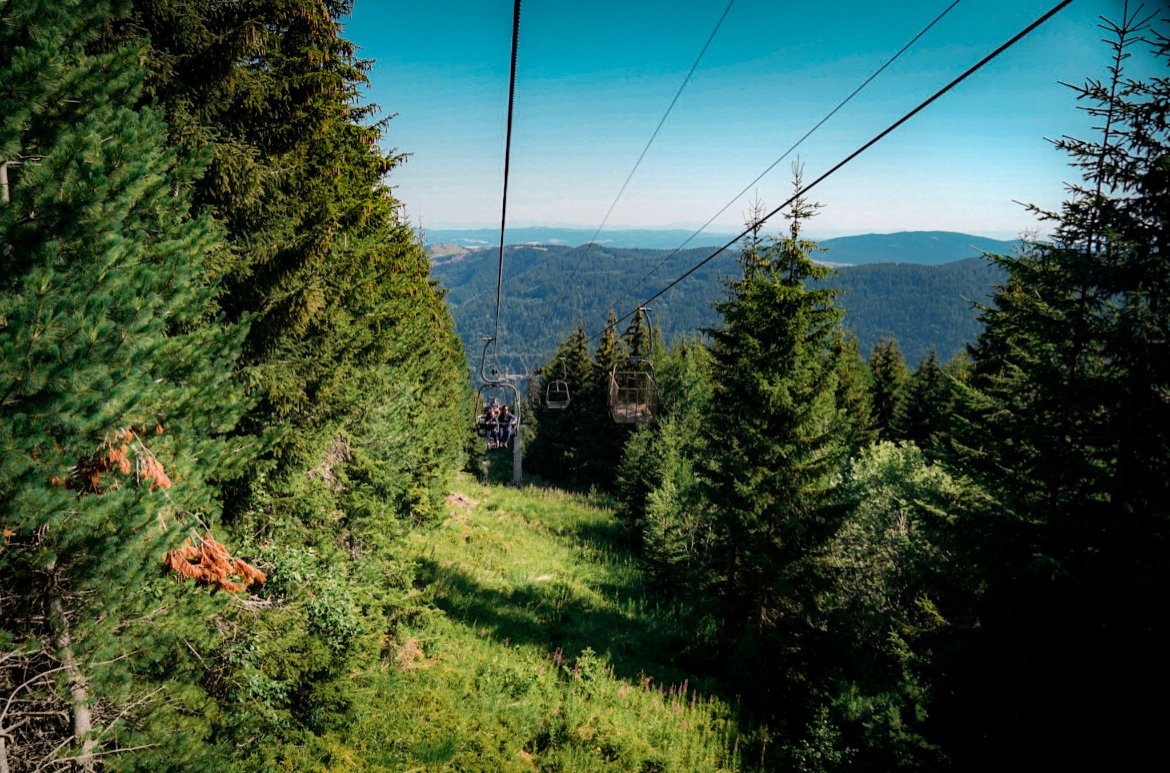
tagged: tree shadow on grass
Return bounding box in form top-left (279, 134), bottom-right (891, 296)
top-left (570, 516), bottom-right (636, 554)
top-left (414, 557), bottom-right (710, 690)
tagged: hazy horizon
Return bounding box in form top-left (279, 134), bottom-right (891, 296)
top-left (349, 0), bottom-right (1155, 241)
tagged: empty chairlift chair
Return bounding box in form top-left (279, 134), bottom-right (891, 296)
top-left (544, 361), bottom-right (571, 410)
top-left (608, 358), bottom-right (656, 424)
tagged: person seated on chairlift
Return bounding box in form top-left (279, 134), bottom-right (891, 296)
top-left (498, 405), bottom-right (517, 448)
top-left (484, 399), bottom-right (501, 448)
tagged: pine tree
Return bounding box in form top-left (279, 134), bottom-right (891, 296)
top-left (834, 332), bottom-right (877, 452)
top-left (1, 1), bottom-right (248, 767)
top-left (945, 8), bottom-right (1170, 765)
top-left (893, 349), bottom-right (952, 454)
top-left (703, 175), bottom-right (848, 723)
top-left (527, 324), bottom-right (592, 485)
top-left (868, 335), bottom-right (908, 441)
top-left (584, 311), bottom-right (628, 486)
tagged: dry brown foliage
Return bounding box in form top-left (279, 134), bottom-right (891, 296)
top-left (164, 532), bottom-right (266, 593)
top-left (60, 427), bottom-right (172, 494)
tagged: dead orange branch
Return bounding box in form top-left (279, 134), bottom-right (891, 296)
top-left (164, 532), bottom-right (266, 593)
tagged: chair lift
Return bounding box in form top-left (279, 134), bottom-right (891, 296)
top-left (474, 338), bottom-right (521, 450)
top-left (544, 359), bottom-right (570, 410)
top-left (608, 308), bottom-right (657, 424)
top-left (608, 358), bottom-right (656, 423)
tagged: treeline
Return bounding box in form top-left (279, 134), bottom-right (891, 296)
top-left (1, 1), bottom-right (466, 770)
top-left (526, 17), bottom-right (1169, 768)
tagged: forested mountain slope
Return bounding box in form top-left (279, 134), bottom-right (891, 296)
top-left (433, 241), bottom-right (1005, 367)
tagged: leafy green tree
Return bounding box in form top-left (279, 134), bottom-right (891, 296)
top-left (821, 442), bottom-right (973, 770)
top-left (1, 1), bottom-right (248, 768)
top-left (868, 335), bottom-right (908, 441)
top-left (945, 10), bottom-right (1170, 766)
top-left (703, 177), bottom-right (848, 725)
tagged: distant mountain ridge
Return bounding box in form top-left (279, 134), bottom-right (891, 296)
top-left (430, 237), bottom-right (1007, 370)
top-left (424, 226), bottom-right (737, 251)
top-left (818, 231), bottom-right (1018, 265)
top-left (426, 228), bottom-right (1019, 265)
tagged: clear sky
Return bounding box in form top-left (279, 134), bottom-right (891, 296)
top-left (346, 0), bottom-right (1160, 240)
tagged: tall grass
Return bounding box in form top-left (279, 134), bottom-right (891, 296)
top-left (296, 474), bottom-right (750, 771)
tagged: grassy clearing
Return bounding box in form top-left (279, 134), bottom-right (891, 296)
top-left (308, 474), bottom-right (748, 771)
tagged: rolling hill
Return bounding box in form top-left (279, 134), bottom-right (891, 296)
top-left (426, 228), bottom-right (1018, 265)
top-left (431, 233), bottom-right (1008, 371)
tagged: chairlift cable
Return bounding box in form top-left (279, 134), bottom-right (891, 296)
top-left (633, 0), bottom-right (964, 290)
top-left (492, 0), bottom-right (522, 347)
top-left (549, 0), bottom-right (738, 333)
top-left (585, 0), bottom-right (1073, 344)
top-left (535, 0), bottom-right (951, 355)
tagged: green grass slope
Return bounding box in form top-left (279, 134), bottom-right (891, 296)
top-left (300, 475), bottom-right (748, 771)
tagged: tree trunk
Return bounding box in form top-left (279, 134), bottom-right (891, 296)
top-left (46, 592), bottom-right (95, 772)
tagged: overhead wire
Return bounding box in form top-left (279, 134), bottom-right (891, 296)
top-left (633, 0), bottom-right (963, 289)
top-left (547, 0), bottom-right (738, 334)
top-left (534, 0), bottom-right (952, 356)
top-left (586, 0), bottom-right (1073, 344)
top-left (491, 0), bottom-right (522, 351)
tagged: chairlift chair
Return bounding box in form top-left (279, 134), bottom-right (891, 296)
top-left (608, 358), bottom-right (656, 424)
top-left (545, 379), bottom-right (570, 409)
top-left (475, 380), bottom-right (521, 449)
top-left (544, 360), bottom-right (571, 410)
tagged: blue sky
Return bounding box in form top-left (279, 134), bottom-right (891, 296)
top-left (346, 0), bottom-right (1159, 240)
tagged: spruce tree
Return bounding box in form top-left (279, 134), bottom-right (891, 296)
top-left (1, 1), bottom-right (248, 767)
top-left (584, 311), bottom-right (628, 486)
top-left (615, 339), bottom-right (714, 546)
top-left (622, 307), bottom-right (653, 359)
top-left (102, 0), bottom-right (468, 502)
top-left (527, 324), bottom-right (592, 485)
top-left (893, 349), bottom-right (952, 455)
top-left (94, 1), bottom-right (470, 755)
top-left (868, 335), bottom-right (908, 441)
top-left (834, 332), bottom-right (877, 452)
top-left (703, 177), bottom-right (848, 723)
top-left (945, 9), bottom-right (1170, 765)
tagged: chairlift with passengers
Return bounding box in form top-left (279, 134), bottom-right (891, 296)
top-left (474, 338), bottom-right (521, 450)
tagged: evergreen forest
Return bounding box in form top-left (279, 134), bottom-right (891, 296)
top-left (2, 1), bottom-right (1167, 771)
top-left (432, 243), bottom-right (1005, 370)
